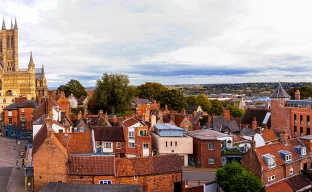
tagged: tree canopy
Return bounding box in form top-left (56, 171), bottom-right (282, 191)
top-left (57, 79), bottom-right (87, 98)
top-left (137, 82), bottom-right (167, 101)
top-left (287, 86), bottom-right (312, 100)
top-left (216, 161), bottom-right (265, 192)
top-left (226, 104), bottom-right (245, 118)
top-left (209, 99), bottom-right (224, 115)
top-left (158, 89), bottom-right (187, 111)
top-left (91, 73), bottom-right (136, 114)
top-left (197, 94), bottom-right (211, 112)
top-left (186, 95), bottom-right (198, 106)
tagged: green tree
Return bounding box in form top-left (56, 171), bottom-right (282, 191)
top-left (57, 79), bottom-right (87, 98)
top-left (159, 89), bottom-right (187, 111)
top-left (137, 82), bottom-right (167, 101)
top-left (186, 95), bottom-right (198, 105)
top-left (197, 94), bottom-right (211, 112)
top-left (210, 99), bottom-right (224, 115)
top-left (226, 104), bottom-right (245, 118)
top-left (216, 161), bottom-right (265, 192)
top-left (199, 115), bottom-right (208, 125)
top-left (92, 73), bottom-right (135, 114)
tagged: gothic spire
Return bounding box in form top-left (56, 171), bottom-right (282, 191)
top-left (14, 17), bottom-right (18, 29)
top-left (42, 64), bottom-right (45, 77)
top-left (2, 18), bottom-right (5, 30)
top-left (28, 52), bottom-right (35, 68)
top-left (11, 19), bottom-right (13, 29)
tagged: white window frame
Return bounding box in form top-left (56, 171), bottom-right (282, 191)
top-left (147, 104), bottom-right (150, 108)
top-left (208, 157), bottom-right (215, 164)
top-left (208, 143), bottom-right (215, 150)
top-left (129, 131), bottom-right (134, 139)
top-left (21, 108), bottom-right (25, 112)
top-left (290, 168), bottom-right (293, 175)
top-left (134, 176), bottom-right (138, 180)
top-left (8, 110), bottom-right (12, 117)
top-left (99, 180), bottom-right (112, 184)
top-left (129, 142), bottom-right (135, 148)
top-left (286, 154), bottom-right (291, 161)
top-left (116, 142), bottom-right (121, 149)
top-left (302, 148), bottom-right (306, 156)
top-left (8, 118), bottom-right (12, 125)
top-left (143, 143), bottom-right (148, 149)
top-left (140, 130), bottom-right (147, 136)
top-left (268, 175), bottom-right (275, 181)
top-left (103, 142), bottom-right (112, 149)
top-left (268, 158), bottom-right (276, 168)
top-left (21, 114), bottom-right (25, 121)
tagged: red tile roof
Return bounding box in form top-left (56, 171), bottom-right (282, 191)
top-left (116, 154), bottom-right (182, 177)
top-left (68, 155), bottom-right (115, 175)
top-left (255, 140), bottom-right (301, 171)
top-left (54, 132), bottom-right (93, 154)
top-left (230, 133), bottom-right (248, 143)
top-left (33, 124), bottom-right (47, 154)
top-left (262, 129), bottom-right (278, 143)
top-left (122, 117), bottom-right (139, 127)
top-left (266, 180), bottom-right (293, 192)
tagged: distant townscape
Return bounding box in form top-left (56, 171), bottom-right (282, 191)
top-left (2, 21), bottom-right (312, 192)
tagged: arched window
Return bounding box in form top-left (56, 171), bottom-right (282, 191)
top-left (3, 99), bottom-right (6, 103)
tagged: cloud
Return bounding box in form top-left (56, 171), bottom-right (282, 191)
top-left (1, 0), bottom-right (312, 87)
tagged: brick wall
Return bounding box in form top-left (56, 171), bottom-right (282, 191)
top-left (33, 139), bottom-right (68, 191)
top-left (124, 126), bottom-right (152, 157)
top-left (19, 107), bottom-right (34, 130)
top-left (3, 109), bottom-right (18, 126)
top-left (241, 149), bottom-right (261, 179)
top-left (193, 138), bottom-right (222, 168)
top-left (262, 166), bottom-right (284, 185)
top-left (56, 94), bottom-right (71, 117)
top-left (290, 108), bottom-right (312, 138)
top-left (271, 99), bottom-right (291, 135)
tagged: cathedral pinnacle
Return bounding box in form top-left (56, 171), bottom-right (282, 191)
top-left (14, 17), bottom-right (18, 29)
top-left (2, 18), bottom-right (6, 30)
top-left (28, 52), bottom-right (35, 68)
top-left (11, 19), bottom-right (13, 29)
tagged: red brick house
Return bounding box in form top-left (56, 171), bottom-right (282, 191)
top-left (241, 131), bottom-right (312, 191)
top-left (133, 98), bottom-right (160, 115)
top-left (121, 117), bottom-right (152, 158)
top-left (56, 91), bottom-right (71, 117)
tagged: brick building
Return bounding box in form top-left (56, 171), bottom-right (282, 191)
top-left (3, 100), bottom-right (39, 139)
top-left (56, 91), bottom-right (71, 117)
top-left (241, 131), bottom-right (312, 191)
top-left (132, 98), bottom-right (160, 115)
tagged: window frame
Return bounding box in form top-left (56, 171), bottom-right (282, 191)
top-left (143, 143), bottom-right (149, 149)
top-left (268, 175), bottom-right (275, 181)
top-left (208, 157), bottom-right (215, 164)
top-left (103, 142), bottom-right (112, 149)
top-left (129, 142), bottom-right (135, 148)
top-left (116, 142), bottom-right (121, 149)
top-left (140, 130), bottom-right (147, 136)
top-left (99, 180), bottom-right (112, 184)
top-left (8, 110), bottom-right (12, 117)
top-left (290, 168), bottom-right (293, 175)
top-left (208, 143), bottom-right (215, 150)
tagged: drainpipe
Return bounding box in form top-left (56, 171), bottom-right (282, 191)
top-left (91, 129), bottom-right (96, 153)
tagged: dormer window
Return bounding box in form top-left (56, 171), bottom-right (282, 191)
top-left (263, 154), bottom-right (276, 168)
top-left (279, 150), bottom-right (292, 162)
top-left (295, 146), bottom-right (307, 156)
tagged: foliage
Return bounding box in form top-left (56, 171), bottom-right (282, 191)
top-left (186, 95), bottom-right (198, 105)
top-left (115, 110), bottom-right (133, 117)
top-left (197, 94), bottom-right (211, 112)
top-left (226, 104), bottom-right (245, 118)
top-left (137, 82), bottom-right (167, 101)
top-left (91, 73), bottom-right (135, 114)
top-left (199, 115), bottom-right (208, 125)
top-left (209, 99), bottom-right (224, 115)
top-left (216, 161), bottom-right (265, 192)
top-left (158, 89), bottom-right (187, 111)
top-left (71, 107), bottom-right (85, 115)
top-left (287, 86), bottom-right (312, 100)
top-left (57, 79), bottom-right (87, 98)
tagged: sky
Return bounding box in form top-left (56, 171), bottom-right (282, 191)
top-left (1, 0), bottom-right (312, 87)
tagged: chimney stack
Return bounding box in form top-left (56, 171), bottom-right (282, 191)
top-left (252, 117), bottom-right (257, 131)
top-left (223, 109), bottom-right (231, 121)
top-left (295, 90), bottom-right (300, 100)
top-left (280, 130), bottom-right (289, 145)
top-left (251, 135), bottom-right (256, 149)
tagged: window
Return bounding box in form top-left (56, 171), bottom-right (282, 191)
top-left (294, 114), bottom-right (297, 124)
top-left (104, 142), bottom-right (112, 148)
top-left (208, 143), bottom-right (214, 150)
top-left (268, 158), bottom-right (276, 168)
top-left (208, 157), bottom-right (215, 164)
top-left (290, 168), bottom-right (293, 175)
top-left (140, 130), bottom-right (147, 136)
top-left (300, 127), bottom-right (303, 136)
top-left (129, 131), bottom-right (134, 139)
top-left (58, 129), bottom-right (63, 133)
top-left (197, 156), bottom-right (200, 164)
top-left (137, 104), bottom-right (141, 108)
top-left (21, 108), bottom-right (24, 112)
top-left (175, 141), bottom-right (177, 146)
top-left (294, 126), bottom-right (297, 136)
top-left (170, 141), bottom-right (172, 146)
top-left (308, 128), bottom-right (311, 135)
top-left (302, 148), bottom-right (307, 156)
top-left (129, 142), bottom-right (135, 148)
top-left (143, 143), bottom-right (149, 149)
top-left (268, 175), bottom-right (275, 181)
top-left (308, 116), bottom-right (310, 125)
top-left (147, 104), bottom-right (150, 108)
top-left (21, 114), bottom-right (25, 121)
top-left (8, 110), bottom-right (12, 116)
top-left (3, 99), bottom-right (6, 103)
top-left (117, 142), bottom-right (121, 149)
top-left (166, 141), bottom-right (168, 147)
top-left (99, 180), bottom-right (112, 184)
top-left (134, 176), bottom-right (138, 180)
top-left (286, 154), bottom-right (291, 161)
top-left (300, 115), bottom-right (303, 124)
top-left (8, 118), bottom-right (12, 125)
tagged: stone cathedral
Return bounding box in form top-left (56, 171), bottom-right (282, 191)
top-left (0, 18), bottom-right (48, 100)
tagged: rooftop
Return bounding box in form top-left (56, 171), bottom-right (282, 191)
top-left (270, 83), bottom-right (291, 98)
top-left (187, 129), bottom-right (229, 140)
top-left (154, 123), bottom-right (183, 131)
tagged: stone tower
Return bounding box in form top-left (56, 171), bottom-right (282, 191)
top-left (0, 18), bottom-right (18, 71)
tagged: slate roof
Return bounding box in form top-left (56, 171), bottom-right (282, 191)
top-left (41, 182), bottom-right (143, 192)
top-left (187, 129), bottom-right (228, 140)
top-left (230, 133), bottom-right (248, 143)
top-left (3, 103), bottom-right (19, 110)
top-left (270, 83), bottom-right (291, 98)
top-left (77, 96), bottom-right (87, 105)
top-left (134, 98), bottom-right (151, 104)
top-left (94, 126), bottom-right (125, 142)
top-left (286, 174), bottom-right (312, 191)
top-left (266, 180), bottom-right (294, 192)
top-left (54, 132), bottom-right (93, 154)
top-left (68, 155), bottom-right (115, 175)
top-left (187, 105), bottom-right (199, 114)
top-left (122, 117), bottom-right (139, 127)
top-left (33, 115), bottom-right (45, 125)
top-left (212, 116), bottom-right (240, 133)
top-left (33, 124), bottom-right (47, 154)
top-left (18, 100), bottom-right (39, 108)
top-left (115, 154), bottom-right (182, 177)
top-left (242, 108), bottom-right (271, 127)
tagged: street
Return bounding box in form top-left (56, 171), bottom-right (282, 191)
top-left (0, 136), bottom-right (28, 192)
